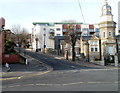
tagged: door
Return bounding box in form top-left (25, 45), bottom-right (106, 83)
top-left (108, 46), bottom-right (114, 55)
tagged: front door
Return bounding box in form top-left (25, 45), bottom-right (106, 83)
top-left (108, 46), bottom-right (114, 55)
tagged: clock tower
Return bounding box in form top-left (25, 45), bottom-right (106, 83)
top-left (99, 0), bottom-right (116, 64)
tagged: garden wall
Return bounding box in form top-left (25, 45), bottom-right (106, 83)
top-left (2, 54), bottom-right (20, 63)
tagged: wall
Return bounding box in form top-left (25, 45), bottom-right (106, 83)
top-left (54, 24), bottom-right (63, 36)
top-left (0, 17), bottom-right (5, 28)
top-left (118, 2), bottom-right (120, 35)
top-left (2, 54), bottom-right (20, 63)
top-left (0, 31), bottom-right (4, 64)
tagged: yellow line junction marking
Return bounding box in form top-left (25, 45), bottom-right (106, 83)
top-left (0, 70), bottom-right (52, 81)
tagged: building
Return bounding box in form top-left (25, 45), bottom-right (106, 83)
top-left (99, 0), bottom-right (117, 62)
top-left (0, 17), bottom-right (5, 63)
top-left (80, 0), bottom-right (119, 65)
top-left (32, 23), bottom-right (55, 51)
top-left (31, 0), bottom-right (119, 64)
top-left (32, 22), bottom-right (99, 52)
top-left (0, 17), bottom-right (5, 31)
top-left (0, 31), bottom-right (4, 63)
top-left (118, 2), bottom-right (120, 35)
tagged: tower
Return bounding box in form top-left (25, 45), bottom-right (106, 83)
top-left (99, 0), bottom-right (116, 59)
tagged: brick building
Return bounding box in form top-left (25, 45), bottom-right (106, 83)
top-left (0, 17), bottom-right (5, 63)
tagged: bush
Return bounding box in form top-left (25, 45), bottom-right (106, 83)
top-left (5, 40), bottom-right (18, 54)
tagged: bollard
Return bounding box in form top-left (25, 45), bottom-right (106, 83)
top-left (26, 59), bottom-right (28, 65)
top-left (115, 56), bottom-right (118, 67)
top-left (5, 63), bottom-right (9, 68)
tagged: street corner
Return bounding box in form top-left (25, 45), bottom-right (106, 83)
top-left (1, 58), bottom-right (53, 81)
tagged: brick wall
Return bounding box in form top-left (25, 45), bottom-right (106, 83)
top-left (0, 31), bottom-right (4, 63)
top-left (2, 54), bottom-right (20, 63)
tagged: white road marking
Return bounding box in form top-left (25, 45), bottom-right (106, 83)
top-left (17, 76), bottom-right (23, 79)
top-left (1, 68), bottom-right (117, 81)
top-left (71, 66), bottom-right (75, 68)
top-left (4, 81), bottom-right (118, 88)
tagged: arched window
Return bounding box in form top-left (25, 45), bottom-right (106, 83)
top-left (109, 32), bottom-right (111, 36)
top-left (103, 32), bottom-right (105, 38)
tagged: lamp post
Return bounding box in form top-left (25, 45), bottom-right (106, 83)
top-left (43, 33), bottom-right (46, 53)
top-left (43, 25), bottom-right (46, 54)
top-left (87, 28), bottom-right (89, 62)
top-left (35, 38), bottom-right (38, 52)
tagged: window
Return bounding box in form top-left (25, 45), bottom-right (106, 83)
top-left (95, 48), bottom-right (98, 51)
top-left (89, 29), bottom-right (94, 32)
top-left (43, 28), bottom-right (46, 31)
top-left (91, 48), bottom-right (94, 52)
top-left (82, 28), bottom-right (88, 31)
top-left (103, 32), bottom-right (105, 38)
top-left (91, 46), bottom-right (98, 52)
top-left (56, 34), bottom-right (60, 36)
top-left (56, 28), bottom-right (61, 31)
top-left (109, 32), bottom-right (111, 36)
top-left (76, 29), bottom-right (81, 32)
top-left (95, 28), bottom-right (99, 32)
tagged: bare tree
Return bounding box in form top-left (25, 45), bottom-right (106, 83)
top-left (11, 24), bottom-right (29, 48)
top-left (65, 24), bottom-right (79, 61)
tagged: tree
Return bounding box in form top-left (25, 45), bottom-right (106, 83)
top-left (11, 25), bottom-right (29, 48)
top-left (65, 24), bottom-right (79, 61)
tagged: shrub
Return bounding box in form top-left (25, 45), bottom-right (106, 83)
top-left (5, 40), bottom-right (18, 54)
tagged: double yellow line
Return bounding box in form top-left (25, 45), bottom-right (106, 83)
top-left (0, 70), bottom-right (52, 81)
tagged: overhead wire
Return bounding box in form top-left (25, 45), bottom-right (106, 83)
top-left (78, 0), bottom-right (86, 24)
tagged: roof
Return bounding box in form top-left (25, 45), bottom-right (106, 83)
top-left (32, 22), bottom-right (83, 26)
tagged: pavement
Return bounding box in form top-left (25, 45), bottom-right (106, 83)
top-left (1, 56), bottom-right (53, 80)
top-left (25, 48), bottom-right (120, 69)
top-left (42, 52), bottom-right (119, 69)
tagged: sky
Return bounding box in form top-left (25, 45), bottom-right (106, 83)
top-left (0, 0), bottom-right (119, 33)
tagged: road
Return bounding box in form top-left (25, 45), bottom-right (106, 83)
top-left (2, 48), bottom-right (119, 92)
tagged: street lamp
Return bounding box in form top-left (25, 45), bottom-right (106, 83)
top-left (43, 33), bottom-right (46, 53)
top-left (86, 28), bottom-right (89, 62)
top-left (43, 25), bottom-right (46, 54)
top-left (35, 38), bottom-right (38, 52)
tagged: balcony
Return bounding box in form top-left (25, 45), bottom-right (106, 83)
top-left (49, 35), bottom-right (54, 39)
top-left (76, 29), bottom-right (82, 32)
top-left (76, 29), bottom-right (82, 34)
top-left (49, 29), bottom-right (54, 34)
top-left (95, 28), bottom-right (100, 32)
top-left (89, 29), bottom-right (95, 34)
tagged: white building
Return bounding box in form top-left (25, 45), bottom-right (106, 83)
top-left (32, 23), bottom-right (54, 51)
top-left (31, 22), bottom-right (100, 51)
